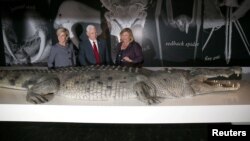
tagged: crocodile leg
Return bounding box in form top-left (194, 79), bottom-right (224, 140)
top-left (133, 81), bottom-right (160, 105)
top-left (26, 75), bottom-right (60, 104)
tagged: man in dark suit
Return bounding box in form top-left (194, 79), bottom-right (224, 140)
top-left (78, 25), bottom-right (110, 66)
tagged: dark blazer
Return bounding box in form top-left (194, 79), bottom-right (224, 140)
top-left (115, 41), bottom-right (144, 67)
top-left (78, 39), bottom-right (110, 66)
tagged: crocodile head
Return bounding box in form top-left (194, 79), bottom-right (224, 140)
top-left (188, 67), bottom-right (241, 94)
top-left (150, 67), bottom-right (241, 98)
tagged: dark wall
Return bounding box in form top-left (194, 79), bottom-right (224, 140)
top-left (1, 0), bottom-right (250, 66)
top-left (0, 17), bottom-right (5, 66)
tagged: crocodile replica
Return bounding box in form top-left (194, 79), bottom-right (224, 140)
top-left (0, 65), bottom-right (241, 105)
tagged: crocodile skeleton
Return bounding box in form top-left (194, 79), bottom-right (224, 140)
top-left (0, 65), bottom-right (241, 105)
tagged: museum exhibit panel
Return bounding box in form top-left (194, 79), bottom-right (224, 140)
top-left (0, 0), bottom-right (250, 124)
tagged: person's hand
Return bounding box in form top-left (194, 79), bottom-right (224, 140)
top-left (122, 56), bottom-right (133, 63)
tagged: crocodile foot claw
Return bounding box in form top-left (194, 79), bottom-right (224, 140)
top-left (146, 97), bottom-right (162, 105)
top-left (26, 92), bottom-right (54, 104)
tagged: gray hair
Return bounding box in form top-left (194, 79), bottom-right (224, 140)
top-left (86, 24), bottom-right (96, 33)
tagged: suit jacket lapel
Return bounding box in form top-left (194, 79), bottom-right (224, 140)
top-left (87, 40), bottom-right (96, 63)
top-left (97, 41), bottom-right (103, 62)
top-left (97, 41), bottom-right (102, 55)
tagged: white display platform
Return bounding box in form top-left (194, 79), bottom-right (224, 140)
top-left (0, 67), bottom-right (250, 124)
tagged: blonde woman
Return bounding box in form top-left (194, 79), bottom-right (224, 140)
top-left (48, 27), bottom-right (76, 68)
top-left (115, 28), bottom-right (143, 67)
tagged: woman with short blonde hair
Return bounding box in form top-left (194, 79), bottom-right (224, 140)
top-left (47, 27), bottom-right (76, 68)
top-left (56, 27), bottom-right (69, 38)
